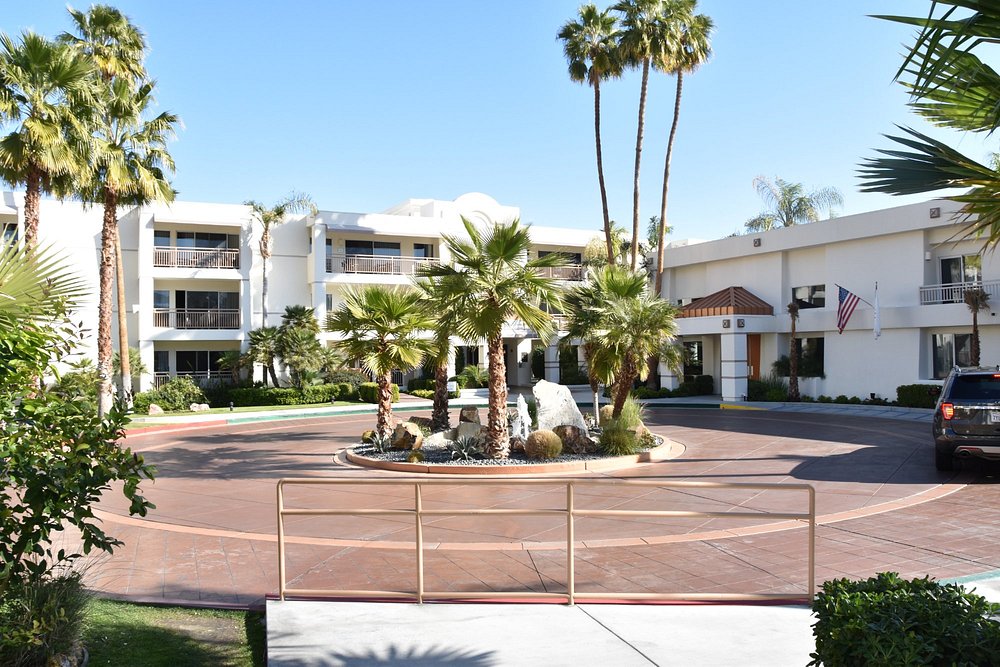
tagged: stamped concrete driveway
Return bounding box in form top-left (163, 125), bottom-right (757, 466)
top-left (73, 407), bottom-right (1000, 607)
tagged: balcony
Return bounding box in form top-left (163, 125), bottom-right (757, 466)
top-left (326, 253), bottom-right (440, 276)
top-left (153, 371), bottom-right (233, 389)
top-left (919, 280), bottom-right (1000, 305)
top-left (153, 309), bottom-right (241, 329)
top-left (154, 246), bottom-right (240, 269)
top-left (538, 265), bottom-right (585, 281)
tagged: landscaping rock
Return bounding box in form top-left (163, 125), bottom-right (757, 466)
top-left (553, 425), bottom-right (598, 455)
top-left (456, 421), bottom-right (484, 441)
top-left (423, 430), bottom-right (454, 449)
top-left (459, 406), bottom-right (481, 424)
top-left (189, 402), bottom-right (210, 412)
top-left (509, 436), bottom-right (526, 454)
top-left (199, 403), bottom-right (210, 412)
top-left (533, 380), bottom-right (588, 433)
top-left (391, 422), bottom-right (423, 450)
top-left (148, 403), bottom-right (164, 416)
top-left (408, 415), bottom-right (433, 430)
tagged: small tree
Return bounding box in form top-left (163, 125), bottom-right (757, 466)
top-left (965, 286), bottom-right (990, 366)
top-left (247, 326), bottom-right (281, 387)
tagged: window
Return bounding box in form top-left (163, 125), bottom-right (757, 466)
top-left (176, 351), bottom-right (224, 374)
top-left (413, 243), bottom-right (434, 258)
top-left (345, 240), bottom-right (400, 256)
top-left (153, 290), bottom-right (169, 309)
top-left (792, 284), bottom-right (825, 309)
top-left (684, 341), bottom-right (703, 376)
top-left (153, 230), bottom-right (170, 247)
top-left (325, 293), bottom-right (333, 311)
top-left (796, 337), bottom-right (825, 377)
top-left (933, 333), bottom-right (972, 379)
top-left (176, 290), bottom-right (239, 310)
top-left (539, 250), bottom-right (583, 264)
top-left (153, 351), bottom-right (169, 373)
top-left (3, 222), bottom-right (19, 246)
top-left (175, 231), bottom-right (239, 249)
top-left (940, 255), bottom-right (981, 284)
top-left (325, 238), bottom-right (333, 256)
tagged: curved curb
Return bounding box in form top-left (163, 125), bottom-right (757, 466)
top-left (343, 440), bottom-right (681, 475)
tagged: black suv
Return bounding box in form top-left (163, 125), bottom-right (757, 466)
top-left (933, 366), bottom-right (1000, 470)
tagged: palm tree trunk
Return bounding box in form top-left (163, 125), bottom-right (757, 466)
top-left (268, 358), bottom-right (280, 387)
top-left (23, 165), bottom-right (42, 252)
top-left (612, 356), bottom-right (638, 419)
top-left (376, 371), bottom-right (394, 438)
top-left (788, 318), bottom-right (800, 402)
top-left (630, 58), bottom-right (651, 271)
top-left (593, 80), bottom-right (615, 266)
top-left (484, 335), bottom-right (510, 459)
top-left (97, 189), bottom-right (119, 417)
top-left (261, 255), bottom-right (269, 327)
top-left (583, 341), bottom-right (601, 424)
top-left (114, 225), bottom-right (133, 407)
top-left (431, 361), bottom-right (450, 431)
top-left (972, 310), bottom-right (981, 366)
top-left (655, 72), bottom-right (685, 297)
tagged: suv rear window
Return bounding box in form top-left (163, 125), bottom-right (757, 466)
top-left (949, 375), bottom-right (1000, 400)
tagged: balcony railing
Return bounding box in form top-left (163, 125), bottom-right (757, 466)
top-left (326, 253), bottom-right (439, 276)
top-left (153, 371), bottom-right (233, 389)
top-left (538, 265), bottom-right (585, 281)
top-left (153, 308), bottom-right (241, 329)
top-left (919, 280), bottom-right (1000, 305)
top-left (154, 246), bottom-right (240, 269)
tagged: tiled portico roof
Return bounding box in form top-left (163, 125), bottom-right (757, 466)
top-left (678, 286), bottom-right (774, 318)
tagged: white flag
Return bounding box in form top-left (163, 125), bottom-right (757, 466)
top-left (873, 282), bottom-right (881, 340)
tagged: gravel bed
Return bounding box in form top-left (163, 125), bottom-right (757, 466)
top-left (351, 436), bottom-right (662, 466)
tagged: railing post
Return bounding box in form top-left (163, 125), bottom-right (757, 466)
top-left (277, 482), bottom-right (286, 601)
top-left (415, 483), bottom-right (425, 604)
top-left (567, 481), bottom-right (575, 606)
top-left (808, 485), bottom-right (816, 602)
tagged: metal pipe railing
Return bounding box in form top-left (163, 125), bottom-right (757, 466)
top-left (276, 477), bottom-right (816, 605)
top-left (919, 279), bottom-right (1000, 305)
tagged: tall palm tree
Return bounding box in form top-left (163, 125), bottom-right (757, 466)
top-left (326, 285), bottom-right (433, 438)
top-left (419, 218), bottom-right (567, 458)
top-left (61, 4), bottom-right (154, 410)
top-left (416, 276), bottom-right (462, 431)
top-left (744, 176), bottom-right (844, 232)
top-left (861, 3), bottom-right (1000, 247)
top-left (787, 301), bottom-right (800, 402)
top-left (564, 265), bottom-right (647, 422)
top-left (246, 192), bottom-right (316, 327)
top-left (248, 326), bottom-right (281, 387)
top-left (965, 287), bottom-right (990, 366)
top-left (613, 0), bottom-right (665, 270)
top-left (0, 31), bottom-right (94, 251)
top-left (558, 5), bottom-right (621, 266)
top-left (653, 1), bottom-right (713, 297)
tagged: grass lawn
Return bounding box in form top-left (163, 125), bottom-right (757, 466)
top-left (83, 599), bottom-right (265, 667)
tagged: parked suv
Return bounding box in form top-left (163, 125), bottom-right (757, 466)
top-left (933, 366), bottom-right (1000, 470)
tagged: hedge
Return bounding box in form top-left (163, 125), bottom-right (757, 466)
top-left (896, 383), bottom-right (940, 409)
top-left (358, 382), bottom-right (400, 404)
top-left (410, 388), bottom-right (460, 399)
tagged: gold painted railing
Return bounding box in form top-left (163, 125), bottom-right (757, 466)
top-left (276, 477), bottom-right (816, 605)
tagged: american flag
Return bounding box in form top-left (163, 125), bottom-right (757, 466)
top-left (837, 286), bottom-right (860, 334)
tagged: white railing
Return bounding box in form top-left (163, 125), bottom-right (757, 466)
top-left (153, 246), bottom-right (240, 269)
top-left (153, 371), bottom-right (233, 388)
top-left (326, 254), bottom-right (440, 275)
top-left (153, 308), bottom-right (241, 329)
top-left (538, 265), bottom-right (585, 281)
top-left (919, 279), bottom-right (1000, 305)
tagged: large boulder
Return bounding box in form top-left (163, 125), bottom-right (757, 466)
top-left (456, 421), bottom-right (485, 441)
top-left (459, 406), bottom-right (481, 424)
top-left (391, 422), bottom-right (424, 450)
top-left (553, 425), bottom-right (598, 455)
top-left (408, 415), bottom-right (434, 430)
top-left (148, 403), bottom-right (164, 416)
top-left (533, 380), bottom-right (588, 433)
top-left (423, 429), bottom-right (454, 450)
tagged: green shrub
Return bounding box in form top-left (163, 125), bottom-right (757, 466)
top-left (527, 398), bottom-right (538, 430)
top-left (456, 365), bottom-right (488, 389)
top-left (764, 387), bottom-right (787, 402)
top-left (834, 395), bottom-right (850, 404)
top-left (0, 571), bottom-right (90, 666)
top-left (132, 376), bottom-right (207, 413)
top-left (524, 430), bottom-right (563, 459)
top-left (449, 436), bottom-right (484, 461)
top-left (632, 386), bottom-right (673, 399)
top-left (325, 369), bottom-right (369, 389)
top-left (599, 423), bottom-right (640, 456)
top-left (407, 377), bottom-right (431, 392)
top-left (848, 395), bottom-right (862, 404)
top-left (411, 389), bottom-right (434, 399)
top-left (896, 383), bottom-right (940, 409)
top-left (748, 373), bottom-right (787, 401)
top-left (817, 395), bottom-right (833, 403)
top-left (810, 572), bottom-right (1000, 666)
top-left (358, 382), bottom-right (400, 404)
top-left (302, 383), bottom-right (339, 404)
top-left (52, 361), bottom-right (99, 408)
top-left (336, 382), bottom-right (357, 401)
top-left (772, 354), bottom-right (825, 378)
top-left (616, 395), bottom-right (645, 431)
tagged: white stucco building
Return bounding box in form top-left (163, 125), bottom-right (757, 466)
top-left (0, 191), bottom-right (593, 392)
top-left (659, 199), bottom-right (998, 401)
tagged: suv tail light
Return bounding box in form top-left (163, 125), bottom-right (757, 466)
top-left (941, 403), bottom-right (955, 420)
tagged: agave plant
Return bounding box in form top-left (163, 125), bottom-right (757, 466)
top-left (449, 436), bottom-right (484, 461)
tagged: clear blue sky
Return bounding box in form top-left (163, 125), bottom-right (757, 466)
top-left (5, 1), bottom-right (989, 241)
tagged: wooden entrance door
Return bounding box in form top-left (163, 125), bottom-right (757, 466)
top-left (747, 334), bottom-right (761, 380)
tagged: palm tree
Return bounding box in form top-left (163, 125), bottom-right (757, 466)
top-left (965, 287), bottom-right (990, 366)
top-left (613, 0), bottom-right (665, 270)
top-left (419, 218), bottom-right (567, 458)
top-left (59, 5), bottom-right (158, 405)
top-left (217, 350), bottom-right (246, 385)
top-left (246, 193), bottom-right (316, 327)
top-left (563, 265), bottom-right (647, 422)
top-left (787, 301), bottom-right (800, 402)
top-left (277, 305), bottom-right (322, 389)
top-left (860, 3), bottom-right (1000, 246)
top-left (653, 1), bottom-right (713, 297)
top-left (558, 5), bottom-right (621, 266)
top-left (0, 31), bottom-right (95, 251)
top-left (248, 326), bottom-right (281, 387)
top-left (744, 176), bottom-right (844, 232)
top-left (416, 276), bottom-right (462, 431)
top-left (326, 285), bottom-right (434, 438)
